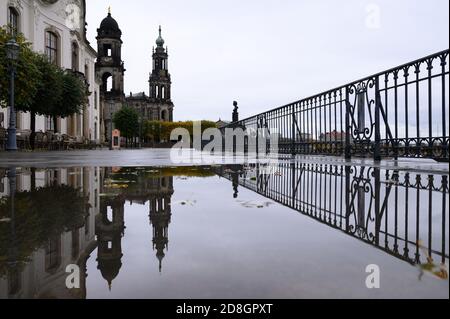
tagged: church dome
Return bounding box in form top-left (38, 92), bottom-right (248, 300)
top-left (100, 13), bottom-right (120, 31)
top-left (97, 12), bottom-right (122, 39)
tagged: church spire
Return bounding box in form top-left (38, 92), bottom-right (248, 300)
top-left (156, 25), bottom-right (165, 47)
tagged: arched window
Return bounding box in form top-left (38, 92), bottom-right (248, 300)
top-left (161, 86), bottom-right (165, 99)
top-left (72, 42), bottom-right (79, 71)
top-left (102, 73), bottom-right (113, 92)
top-left (8, 7), bottom-right (19, 36)
top-left (45, 31), bottom-right (58, 65)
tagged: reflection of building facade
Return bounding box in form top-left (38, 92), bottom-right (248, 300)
top-left (0, 167), bottom-right (101, 298)
top-left (0, 168), bottom-right (175, 298)
top-left (0, 0), bottom-right (101, 143)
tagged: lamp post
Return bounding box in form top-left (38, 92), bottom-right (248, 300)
top-left (109, 101), bottom-right (113, 150)
top-left (6, 39), bottom-right (20, 152)
top-left (139, 105), bottom-right (144, 149)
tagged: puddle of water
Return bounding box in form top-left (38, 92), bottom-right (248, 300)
top-left (0, 164), bottom-right (448, 299)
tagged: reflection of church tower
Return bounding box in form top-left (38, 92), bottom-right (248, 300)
top-left (96, 196), bottom-right (125, 290)
top-left (148, 176), bottom-right (174, 272)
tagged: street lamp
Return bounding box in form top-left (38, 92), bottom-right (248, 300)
top-left (139, 105), bottom-right (144, 149)
top-left (109, 101), bottom-right (113, 150)
top-left (6, 39), bottom-right (20, 152)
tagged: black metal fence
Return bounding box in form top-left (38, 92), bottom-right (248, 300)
top-left (224, 50), bottom-right (449, 161)
top-left (217, 163), bottom-right (449, 268)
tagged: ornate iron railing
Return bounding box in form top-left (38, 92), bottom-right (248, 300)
top-left (223, 50), bottom-right (449, 161)
top-left (217, 163), bottom-right (449, 268)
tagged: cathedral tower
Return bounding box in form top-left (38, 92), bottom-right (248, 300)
top-left (95, 9), bottom-right (126, 143)
top-left (149, 26), bottom-right (174, 122)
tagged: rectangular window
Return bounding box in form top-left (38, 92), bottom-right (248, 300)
top-left (45, 116), bottom-right (54, 131)
top-left (16, 112), bottom-right (21, 130)
top-left (45, 31), bottom-right (58, 65)
top-left (45, 237), bottom-right (61, 272)
top-left (8, 8), bottom-right (19, 36)
top-left (104, 44), bottom-right (112, 57)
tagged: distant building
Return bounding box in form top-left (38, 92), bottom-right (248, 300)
top-left (216, 119), bottom-right (230, 129)
top-left (320, 130), bottom-right (346, 142)
top-left (297, 133), bottom-right (313, 142)
top-left (126, 26), bottom-right (174, 122)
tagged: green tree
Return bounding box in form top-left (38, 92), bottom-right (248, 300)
top-left (28, 54), bottom-right (62, 148)
top-left (113, 106), bottom-right (139, 147)
top-left (144, 120), bottom-right (217, 144)
top-left (2, 27), bottom-right (89, 149)
top-left (0, 27), bottom-right (41, 114)
top-left (52, 70), bottom-right (88, 129)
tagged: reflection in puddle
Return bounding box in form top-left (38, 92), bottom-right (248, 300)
top-left (0, 164), bottom-right (448, 299)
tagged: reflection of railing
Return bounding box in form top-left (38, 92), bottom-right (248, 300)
top-left (217, 163), bottom-right (449, 267)
top-left (223, 50), bottom-right (449, 161)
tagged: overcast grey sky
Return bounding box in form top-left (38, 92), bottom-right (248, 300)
top-left (86, 0), bottom-right (449, 122)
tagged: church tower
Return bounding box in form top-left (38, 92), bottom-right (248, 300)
top-left (95, 9), bottom-right (126, 143)
top-left (149, 26), bottom-right (174, 122)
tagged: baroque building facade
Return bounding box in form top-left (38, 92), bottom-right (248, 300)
top-left (0, 0), bottom-right (101, 143)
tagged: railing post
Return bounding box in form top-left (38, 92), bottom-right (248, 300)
top-left (374, 167), bottom-right (381, 246)
top-left (345, 88), bottom-right (352, 160)
top-left (374, 77), bottom-right (382, 161)
top-left (292, 105), bottom-right (296, 156)
top-left (345, 165), bottom-right (351, 231)
top-left (256, 116), bottom-right (259, 158)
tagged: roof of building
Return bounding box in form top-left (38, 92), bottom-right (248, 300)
top-left (97, 11), bottom-right (122, 39)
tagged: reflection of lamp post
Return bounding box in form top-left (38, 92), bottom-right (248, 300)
top-left (6, 39), bottom-right (20, 152)
top-left (7, 168), bottom-right (18, 271)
